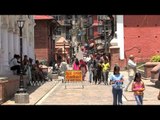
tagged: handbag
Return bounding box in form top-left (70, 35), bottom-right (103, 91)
top-left (157, 90), bottom-right (160, 100)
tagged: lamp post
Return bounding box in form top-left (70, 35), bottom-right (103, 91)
top-left (17, 18), bottom-right (26, 93)
top-left (15, 16), bottom-right (29, 103)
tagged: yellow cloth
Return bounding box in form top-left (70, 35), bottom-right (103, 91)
top-left (102, 63), bottom-right (110, 72)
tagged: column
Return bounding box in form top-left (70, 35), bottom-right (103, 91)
top-left (0, 16), bottom-right (2, 74)
top-left (28, 33), bottom-right (32, 59)
top-left (8, 28), bottom-right (14, 61)
top-left (0, 16), bottom-right (1, 50)
top-left (26, 26), bottom-right (30, 58)
top-left (31, 29), bottom-right (35, 63)
top-left (1, 24), bottom-right (9, 74)
top-left (22, 36), bottom-right (27, 56)
top-left (23, 20), bottom-right (28, 57)
top-left (117, 15), bottom-right (124, 60)
top-left (13, 31), bottom-right (19, 55)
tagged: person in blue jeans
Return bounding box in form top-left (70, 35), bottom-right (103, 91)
top-left (87, 55), bottom-right (94, 83)
top-left (110, 65), bottom-right (124, 105)
top-left (131, 72), bottom-right (145, 105)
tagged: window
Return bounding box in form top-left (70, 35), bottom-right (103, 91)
top-left (98, 26), bottom-right (103, 33)
top-left (98, 15), bottom-right (103, 21)
top-left (67, 15), bottom-right (72, 19)
top-left (56, 28), bottom-right (61, 35)
top-left (54, 15), bottom-right (62, 21)
top-left (89, 16), bottom-right (93, 25)
top-left (28, 15), bottom-right (31, 19)
top-left (89, 28), bottom-right (93, 38)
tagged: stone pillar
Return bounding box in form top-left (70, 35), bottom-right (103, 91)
top-left (1, 24), bottom-right (9, 74)
top-left (0, 16), bottom-right (2, 74)
top-left (22, 36), bottom-right (27, 56)
top-left (117, 15), bottom-right (124, 60)
top-left (8, 28), bottom-right (14, 61)
top-left (30, 37), bottom-right (35, 63)
top-left (13, 32), bottom-right (19, 55)
top-left (0, 16), bottom-right (1, 50)
top-left (26, 29), bottom-right (30, 58)
top-left (23, 20), bottom-right (28, 57)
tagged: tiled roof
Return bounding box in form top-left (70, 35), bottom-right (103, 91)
top-left (34, 15), bottom-right (54, 20)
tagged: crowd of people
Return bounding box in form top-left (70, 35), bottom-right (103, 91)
top-left (71, 50), bottom-right (145, 105)
top-left (9, 54), bottom-right (50, 85)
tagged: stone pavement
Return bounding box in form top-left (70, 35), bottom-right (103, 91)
top-left (2, 47), bottom-right (160, 105)
top-left (35, 72), bottom-right (114, 105)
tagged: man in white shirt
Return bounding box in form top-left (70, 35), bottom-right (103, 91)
top-left (86, 55), bottom-right (91, 64)
top-left (9, 54), bottom-right (20, 75)
top-left (124, 55), bottom-right (137, 91)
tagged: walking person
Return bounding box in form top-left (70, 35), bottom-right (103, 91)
top-left (132, 72), bottom-right (145, 105)
top-left (102, 58), bottom-right (110, 85)
top-left (73, 58), bottom-right (80, 70)
top-left (124, 55), bottom-right (137, 91)
top-left (79, 59), bottom-right (87, 81)
top-left (97, 59), bottom-right (103, 84)
top-left (92, 59), bottom-right (98, 84)
top-left (110, 65), bottom-right (124, 105)
top-left (22, 55), bottom-right (29, 75)
top-left (87, 55), bottom-right (94, 83)
top-left (9, 54), bottom-right (21, 75)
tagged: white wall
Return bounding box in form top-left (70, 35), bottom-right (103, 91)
top-left (117, 15), bottom-right (124, 60)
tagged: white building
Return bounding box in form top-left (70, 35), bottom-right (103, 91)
top-left (0, 15), bottom-right (35, 75)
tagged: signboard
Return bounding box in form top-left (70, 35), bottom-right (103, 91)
top-left (65, 70), bottom-right (82, 81)
top-left (64, 70), bottom-right (84, 89)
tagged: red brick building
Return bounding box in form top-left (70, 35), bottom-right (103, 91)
top-left (34, 15), bottom-right (59, 65)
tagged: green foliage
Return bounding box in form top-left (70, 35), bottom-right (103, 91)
top-left (39, 59), bottom-right (48, 66)
top-left (137, 62), bottom-right (145, 70)
top-left (150, 55), bottom-right (160, 62)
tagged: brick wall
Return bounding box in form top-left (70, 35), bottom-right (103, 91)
top-left (34, 20), bottom-right (49, 64)
top-left (124, 15), bottom-right (160, 63)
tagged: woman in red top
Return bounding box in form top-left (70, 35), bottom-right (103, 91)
top-left (73, 58), bottom-right (80, 70)
top-left (132, 72), bottom-right (145, 105)
top-left (79, 59), bottom-right (87, 81)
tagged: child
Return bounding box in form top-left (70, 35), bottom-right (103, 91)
top-left (132, 72), bottom-right (145, 105)
top-left (110, 65), bottom-right (124, 105)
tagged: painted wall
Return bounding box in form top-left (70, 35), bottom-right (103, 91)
top-left (124, 15), bottom-right (160, 63)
